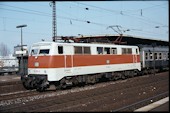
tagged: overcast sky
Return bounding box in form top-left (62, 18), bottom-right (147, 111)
top-left (0, 1), bottom-right (168, 53)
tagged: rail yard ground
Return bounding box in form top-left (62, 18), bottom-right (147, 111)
top-left (0, 71), bottom-right (169, 112)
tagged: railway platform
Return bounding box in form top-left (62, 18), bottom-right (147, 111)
top-left (134, 97), bottom-right (169, 112)
top-left (150, 102), bottom-right (169, 111)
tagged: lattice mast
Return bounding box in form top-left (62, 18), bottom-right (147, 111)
top-left (52, 1), bottom-right (57, 42)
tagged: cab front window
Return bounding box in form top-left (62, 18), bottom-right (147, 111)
top-left (31, 49), bottom-right (39, 56)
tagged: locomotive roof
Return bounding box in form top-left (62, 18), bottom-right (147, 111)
top-left (32, 41), bottom-right (139, 48)
top-left (59, 35), bottom-right (168, 46)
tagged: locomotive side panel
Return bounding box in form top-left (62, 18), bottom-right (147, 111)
top-left (72, 54), bottom-right (140, 76)
top-left (28, 54), bottom-right (141, 81)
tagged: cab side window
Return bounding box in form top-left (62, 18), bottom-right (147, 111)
top-left (97, 47), bottom-right (103, 54)
top-left (58, 46), bottom-right (63, 54)
top-left (31, 49), bottom-right (38, 55)
top-left (39, 49), bottom-right (49, 54)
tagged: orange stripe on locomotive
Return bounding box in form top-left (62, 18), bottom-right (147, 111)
top-left (28, 54), bottom-right (140, 68)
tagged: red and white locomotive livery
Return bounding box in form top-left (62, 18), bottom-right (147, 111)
top-left (22, 41), bottom-right (141, 91)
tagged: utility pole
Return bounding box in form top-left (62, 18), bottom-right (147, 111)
top-left (52, 1), bottom-right (57, 42)
top-left (16, 24), bottom-right (27, 76)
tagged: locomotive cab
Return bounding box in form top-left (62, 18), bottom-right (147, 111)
top-left (21, 42), bottom-right (56, 91)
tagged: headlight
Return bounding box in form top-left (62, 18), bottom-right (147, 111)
top-left (34, 62), bottom-right (39, 67)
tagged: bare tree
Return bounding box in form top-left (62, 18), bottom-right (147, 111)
top-left (0, 42), bottom-right (10, 56)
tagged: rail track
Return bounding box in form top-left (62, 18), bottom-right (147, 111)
top-left (0, 82), bottom-right (25, 95)
top-left (0, 71), bottom-right (168, 112)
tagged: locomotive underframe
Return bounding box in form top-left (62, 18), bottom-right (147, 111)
top-left (22, 65), bottom-right (169, 92)
top-left (21, 74), bottom-right (50, 91)
top-left (22, 69), bottom-right (140, 91)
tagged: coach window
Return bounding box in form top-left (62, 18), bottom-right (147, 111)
top-left (97, 47), bottom-right (103, 54)
top-left (145, 52), bottom-right (148, 60)
top-left (154, 53), bottom-right (158, 60)
top-left (163, 52), bottom-right (166, 60)
top-left (111, 48), bottom-right (117, 54)
top-left (58, 46), bottom-right (63, 54)
top-left (159, 52), bottom-right (162, 60)
top-left (75, 46), bottom-right (83, 54)
top-left (167, 52), bottom-right (169, 59)
top-left (84, 47), bottom-right (91, 54)
top-left (150, 52), bottom-right (153, 60)
top-left (104, 47), bottom-right (110, 54)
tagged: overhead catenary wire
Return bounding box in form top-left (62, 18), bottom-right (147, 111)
top-left (75, 2), bottom-right (167, 26)
top-left (63, 2), bottom-right (168, 29)
top-left (66, 2), bottom-right (168, 32)
top-left (0, 2), bottom-right (168, 28)
top-left (0, 2), bottom-right (168, 38)
top-left (0, 4), bottom-right (51, 16)
top-left (0, 6), bottom-right (109, 28)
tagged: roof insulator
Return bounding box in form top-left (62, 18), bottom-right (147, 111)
top-left (85, 8), bottom-right (89, 10)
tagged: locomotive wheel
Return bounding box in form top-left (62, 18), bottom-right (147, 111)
top-left (108, 76), bottom-right (114, 81)
top-left (60, 83), bottom-right (67, 89)
top-left (128, 71), bottom-right (134, 78)
top-left (72, 77), bottom-right (79, 86)
top-left (59, 78), bottom-right (68, 89)
top-left (86, 75), bottom-right (96, 84)
top-left (113, 73), bottom-right (121, 81)
top-left (121, 72), bottom-right (126, 80)
top-left (21, 76), bottom-right (30, 90)
top-left (36, 85), bottom-right (45, 92)
top-left (23, 81), bottom-right (30, 90)
top-left (121, 75), bottom-right (126, 80)
top-left (36, 81), bottom-right (48, 92)
top-left (36, 79), bottom-right (49, 92)
top-left (23, 79), bottom-right (32, 90)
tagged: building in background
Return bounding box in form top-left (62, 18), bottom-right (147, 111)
top-left (13, 45), bottom-right (28, 75)
top-left (0, 54), bottom-right (19, 75)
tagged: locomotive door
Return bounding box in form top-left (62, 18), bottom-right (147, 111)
top-left (134, 54), bottom-right (137, 63)
top-left (133, 49), bottom-right (138, 67)
top-left (64, 55), bottom-right (72, 68)
top-left (63, 45), bottom-right (73, 75)
top-left (133, 54), bottom-right (137, 69)
top-left (64, 55), bottom-right (73, 74)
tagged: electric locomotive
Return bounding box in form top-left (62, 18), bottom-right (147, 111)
top-left (21, 41), bottom-right (141, 91)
